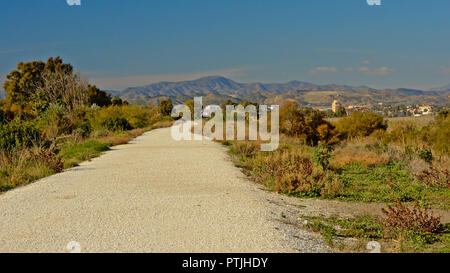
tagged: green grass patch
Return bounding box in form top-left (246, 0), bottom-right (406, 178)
top-left (337, 163), bottom-right (449, 208)
top-left (59, 140), bottom-right (111, 168)
top-left (225, 139), bottom-right (449, 208)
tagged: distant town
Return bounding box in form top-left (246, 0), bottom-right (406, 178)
top-left (325, 100), bottom-right (440, 118)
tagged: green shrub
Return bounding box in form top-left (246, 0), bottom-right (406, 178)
top-left (313, 144), bottom-right (333, 170)
top-left (418, 148), bottom-right (433, 164)
top-left (158, 98), bottom-right (173, 116)
top-left (101, 116), bottom-right (132, 132)
top-left (337, 111), bottom-right (387, 139)
top-left (0, 110), bottom-right (6, 125)
top-left (37, 103), bottom-right (71, 142)
top-left (0, 119), bottom-right (41, 152)
top-left (91, 105), bottom-right (156, 131)
top-left (76, 120), bottom-right (92, 137)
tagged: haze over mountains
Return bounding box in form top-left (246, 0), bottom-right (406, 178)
top-left (108, 76), bottom-right (450, 107)
top-left (430, 84), bottom-right (450, 92)
top-left (1, 77), bottom-right (449, 107)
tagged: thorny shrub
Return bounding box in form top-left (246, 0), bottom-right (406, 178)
top-left (414, 166), bottom-right (450, 189)
top-left (382, 202), bottom-right (443, 236)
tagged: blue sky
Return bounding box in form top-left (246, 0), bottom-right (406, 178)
top-left (0, 0), bottom-right (449, 90)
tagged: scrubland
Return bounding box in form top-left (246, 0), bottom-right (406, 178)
top-left (222, 102), bottom-right (449, 252)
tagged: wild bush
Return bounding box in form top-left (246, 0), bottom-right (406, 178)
top-left (382, 202), bottom-right (443, 243)
top-left (418, 148), bottom-right (433, 164)
top-left (27, 148), bottom-right (64, 173)
top-left (313, 144), bottom-right (333, 170)
top-left (88, 85), bottom-right (111, 107)
top-left (0, 119), bottom-right (41, 152)
top-left (91, 105), bottom-right (155, 131)
top-left (252, 150), bottom-right (343, 197)
top-left (101, 116), bottom-right (132, 132)
top-left (231, 141), bottom-right (259, 158)
top-left (279, 102), bottom-right (339, 146)
top-left (0, 148), bottom-right (63, 192)
top-left (37, 103), bottom-right (71, 145)
top-left (383, 111), bottom-right (449, 156)
top-left (414, 166), bottom-right (450, 188)
top-left (75, 120), bottom-right (92, 138)
top-left (158, 98), bottom-right (173, 116)
top-left (336, 111), bottom-right (387, 139)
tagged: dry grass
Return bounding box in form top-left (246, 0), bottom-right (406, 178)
top-left (0, 147), bottom-right (64, 192)
top-left (330, 138), bottom-right (390, 169)
top-left (386, 116), bottom-right (434, 132)
top-left (95, 128), bottom-right (144, 145)
top-left (240, 148), bottom-right (344, 198)
top-left (150, 119), bottom-right (175, 129)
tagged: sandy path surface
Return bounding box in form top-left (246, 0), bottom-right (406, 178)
top-left (0, 127), bottom-right (328, 253)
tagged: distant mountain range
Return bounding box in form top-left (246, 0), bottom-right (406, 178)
top-left (1, 76), bottom-right (449, 107)
top-left (429, 84), bottom-right (450, 92)
top-left (108, 76), bottom-right (450, 107)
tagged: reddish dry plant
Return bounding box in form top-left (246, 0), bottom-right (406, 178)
top-left (27, 149), bottom-right (64, 173)
top-left (381, 202), bottom-right (443, 234)
top-left (414, 166), bottom-right (450, 188)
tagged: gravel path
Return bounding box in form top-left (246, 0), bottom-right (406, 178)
top-left (0, 127), bottom-right (328, 253)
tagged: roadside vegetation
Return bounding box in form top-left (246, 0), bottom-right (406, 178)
top-left (0, 57), bottom-right (174, 192)
top-left (301, 203), bottom-right (449, 253)
top-left (221, 101), bottom-right (449, 252)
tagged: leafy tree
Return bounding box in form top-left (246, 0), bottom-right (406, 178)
top-left (280, 102), bottom-right (338, 146)
top-left (88, 85), bottom-right (111, 107)
top-left (111, 96), bottom-right (124, 106)
top-left (36, 69), bottom-right (88, 112)
top-left (3, 57), bottom-right (73, 107)
top-left (158, 98), bottom-right (173, 116)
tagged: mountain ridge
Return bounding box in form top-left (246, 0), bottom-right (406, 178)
top-left (429, 84), bottom-right (450, 92)
top-left (108, 76), bottom-right (449, 107)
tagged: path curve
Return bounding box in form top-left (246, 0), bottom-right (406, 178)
top-left (0, 127), bottom-right (327, 253)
